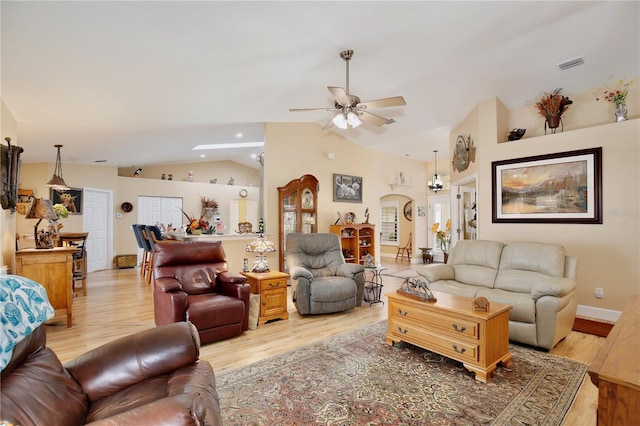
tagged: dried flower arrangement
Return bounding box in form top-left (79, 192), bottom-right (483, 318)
top-left (535, 88), bottom-right (573, 119)
top-left (200, 196), bottom-right (218, 210)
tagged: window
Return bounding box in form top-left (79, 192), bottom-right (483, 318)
top-left (428, 195), bottom-right (450, 252)
top-left (380, 201), bottom-right (399, 245)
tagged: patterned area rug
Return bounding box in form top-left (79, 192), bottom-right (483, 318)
top-left (217, 321), bottom-right (587, 425)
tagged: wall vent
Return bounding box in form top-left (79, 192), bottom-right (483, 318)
top-left (557, 56), bottom-right (585, 71)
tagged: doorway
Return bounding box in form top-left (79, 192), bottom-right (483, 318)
top-left (451, 173), bottom-right (478, 246)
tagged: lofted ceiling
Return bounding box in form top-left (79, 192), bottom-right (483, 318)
top-left (1, 1), bottom-right (638, 170)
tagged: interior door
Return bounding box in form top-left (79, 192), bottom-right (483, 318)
top-left (83, 188), bottom-right (112, 272)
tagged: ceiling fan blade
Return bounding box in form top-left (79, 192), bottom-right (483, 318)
top-left (321, 116), bottom-right (335, 130)
top-left (358, 110), bottom-right (394, 127)
top-left (289, 107), bottom-right (336, 112)
top-left (328, 86), bottom-right (351, 107)
top-left (357, 96), bottom-right (406, 110)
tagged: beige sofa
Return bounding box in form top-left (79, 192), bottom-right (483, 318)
top-left (417, 240), bottom-right (577, 350)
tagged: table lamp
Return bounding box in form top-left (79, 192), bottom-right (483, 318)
top-left (246, 234), bottom-right (276, 272)
top-left (25, 198), bottom-right (58, 249)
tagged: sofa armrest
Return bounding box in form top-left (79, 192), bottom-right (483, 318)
top-left (289, 266), bottom-right (314, 282)
top-left (337, 263), bottom-right (365, 279)
top-left (154, 276), bottom-right (183, 293)
top-left (65, 322), bottom-right (201, 402)
top-left (217, 271), bottom-right (247, 285)
top-left (417, 264), bottom-right (455, 283)
top-left (531, 277), bottom-right (577, 300)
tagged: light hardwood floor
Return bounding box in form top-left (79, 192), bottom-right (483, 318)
top-left (45, 260), bottom-right (605, 425)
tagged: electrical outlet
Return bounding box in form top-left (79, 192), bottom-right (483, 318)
top-left (595, 288), bottom-right (604, 299)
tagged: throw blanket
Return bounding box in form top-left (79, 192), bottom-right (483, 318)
top-left (0, 275), bottom-right (54, 370)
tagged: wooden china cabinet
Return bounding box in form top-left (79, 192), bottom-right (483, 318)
top-left (277, 174), bottom-right (319, 272)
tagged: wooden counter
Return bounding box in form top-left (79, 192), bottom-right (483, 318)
top-left (15, 247), bottom-right (77, 327)
top-left (588, 295), bottom-right (640, 425)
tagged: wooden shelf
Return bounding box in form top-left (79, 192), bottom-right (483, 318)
top-left (330, 224), bottom-right (375, 264)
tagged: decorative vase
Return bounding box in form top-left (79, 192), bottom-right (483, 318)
top-left (191, 229), bottom-right (202, 235)
top-left (443, 252), bottom-right (449, 264)
top-left (545, 115), bottom-right (562, 134)
top-left (615, 103), bottom-right (628, 122)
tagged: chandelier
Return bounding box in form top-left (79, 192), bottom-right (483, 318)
top-left (46, 144), bottom-right (70, 191)
top-left (427, 150), bottom-right (444, 192)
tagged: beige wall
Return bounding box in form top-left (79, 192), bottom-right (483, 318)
top-left (263, 122), bottom-right (430, 261)
top-left (1, 99), bottom-right (19, 272)
top-left (451, 83), bottom-right (639, 315)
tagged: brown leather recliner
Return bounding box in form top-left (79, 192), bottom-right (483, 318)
top-left (1, 321), bottom-right (222, 425)
top-left (153, 240), bottom-right (250, 344)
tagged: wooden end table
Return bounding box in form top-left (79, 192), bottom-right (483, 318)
top-left (386, 291), bottom-right (512, 383)
top-left (241, 271), bottom-right (289, 325)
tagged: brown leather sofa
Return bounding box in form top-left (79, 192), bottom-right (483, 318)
top-left (1, 321), bottom-right (222, 425)
top-left (153, 240), bottom-right (250, 344)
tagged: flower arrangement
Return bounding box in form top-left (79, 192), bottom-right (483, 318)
top-left (200, 196), bottom-right (218, 210)
top-left (431, 219), bottom-right (451, 253)
top-left (53, 204), bottom-right (70, 219)
top-left (597, 79), bottom-right (632, 107)
top-left (180, 209), bottom-right (211, 233)
top-left (534, 88), bottom-right (573, 119)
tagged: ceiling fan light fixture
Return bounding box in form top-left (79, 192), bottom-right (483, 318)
top-left (347, 112), bottom-right (362, 128)
top-left (46, 144), bottom-right (70, 191)
top-left (332, 114), bottom-right (349, 129)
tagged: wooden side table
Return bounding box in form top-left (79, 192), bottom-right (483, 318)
top-left (241, 271), bottom-right (289, 325)
top-left (15, 247), bottom-right (77, 327)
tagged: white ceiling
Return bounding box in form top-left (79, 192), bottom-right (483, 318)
top-left (2, 1), bottom-right (638, 170)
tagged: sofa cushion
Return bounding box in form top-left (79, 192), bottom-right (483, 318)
top-left (495, 242), bottom-right (566, 293)
top-left (449, 240), bottom-right (504, 288)
top-left (310, 277), bottom-right (357, 303)
top-left (428, 280), bottom-right (480, 299)
top-left (186, 294), bottom-right (245, 330)
top-left (476, 288), bottom-right (536, 324)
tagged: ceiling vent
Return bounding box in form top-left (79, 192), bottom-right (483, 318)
top-left (557, 56), bottom-right (584, 71)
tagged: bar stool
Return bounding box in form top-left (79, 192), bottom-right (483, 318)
top-left (133, 224), bottom-right (151, 279)
top-left (59, 232), bottom-right (89, 296)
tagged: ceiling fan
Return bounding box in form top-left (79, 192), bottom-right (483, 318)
top-left (289, 49), bottom-right (406, 130)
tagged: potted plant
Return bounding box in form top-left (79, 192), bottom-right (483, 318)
top-left (535, 88), bottom-right (573, 134)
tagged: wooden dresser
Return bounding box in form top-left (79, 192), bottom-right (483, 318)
top-left (386, 291), bottom-right (512, 383)
top-left (15, 247), bottom-right (77, 327)
top-left (588, 295), bottom-right (640, 425)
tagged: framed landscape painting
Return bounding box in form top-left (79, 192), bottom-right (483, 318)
top-left (492, 147), bottom-right (602, 224)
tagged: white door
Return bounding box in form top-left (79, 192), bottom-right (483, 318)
top-left (137, 196), bottom-right (182, 264)
top-left (83, 188), bottom-right (112, 272)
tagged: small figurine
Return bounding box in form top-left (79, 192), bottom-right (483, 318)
top-left (186, 171), bottom-right (194, 182)
top-left (132, 168), bottom-right (142, 178)
top-left (228, 177), bottom-right (235, 185)
top-left (161, 173), bottom-right (166, 180)
top-left (508, 128), bottom-right (526, 141)
top-left (168, 174), bottom-right (173, 181)
top-left (363, 207), bottom-right (370, 224)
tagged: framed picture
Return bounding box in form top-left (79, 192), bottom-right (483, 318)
top-left (492, 147), bottom-right (602, 224)
top-left (403, 201), bottom-right (412, 221)
top-left (333, 174), bottom-right (362, 203)
top-left (50, 187), bottom-right (83, 215)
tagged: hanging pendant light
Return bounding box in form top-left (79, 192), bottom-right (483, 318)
top-left (428, 150), bottom-right (444, 192)
top-left (46, 144), bottom-right (70, 191)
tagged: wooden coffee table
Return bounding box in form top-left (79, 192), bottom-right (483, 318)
top-left (386, 291), bottom-right (512, 383)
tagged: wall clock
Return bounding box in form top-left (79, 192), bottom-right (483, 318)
top-left (452, 134), bottom-right (476, 172)
top-left (403, 201), bottom-right (412, 221)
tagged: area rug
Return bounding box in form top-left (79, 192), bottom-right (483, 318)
top-left (217, 321), bottom-right (587, 425)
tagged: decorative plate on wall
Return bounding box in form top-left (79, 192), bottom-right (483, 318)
top-left (121, 202), bottom-right (133, 212)
top-left (403, 201), bottom-right (412, 221)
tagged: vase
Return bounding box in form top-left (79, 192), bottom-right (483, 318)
top-left (615, 103), bottom-right (628, 122)
top-left (443, 252), bottom-right (449, 264)
top-left (191, 229), bottom-right (202, 235)
top-left (545, 115), bottom-right (562, 134)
